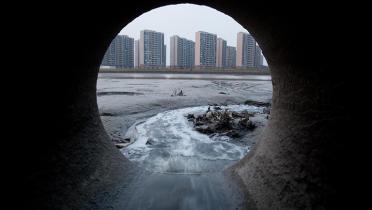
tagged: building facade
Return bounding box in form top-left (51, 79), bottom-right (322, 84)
top-left (170, 35), bottom-right (195, 69)
top-left (236, 32), bottom-right (256, 68)
top-left (101, 35), bottom-right (134, 68)
top-left (254, 44), bottom-right (263, 68)
top-left (139, 30), bottom-right (166, 68)
top-left (135, 40), bottom-right (139, 68)
top-left (226, 46), bottom-right (236, 68)
top-left (195, 31), bottom-right (217, 68)
top-left (216, 38), bottom-right (227, 68)
top-left (162, 44), bottom-right (166, 68)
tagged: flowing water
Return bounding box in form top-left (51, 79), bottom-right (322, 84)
top-left (97, 73), bottom-right (272, 209)
top-left (122, 105), bottom-right (265, 174)
top-left (117, 105), bottom-right (267, 210)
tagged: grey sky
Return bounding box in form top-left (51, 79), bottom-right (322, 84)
top-left (119, 3), bottom-right (267, 66)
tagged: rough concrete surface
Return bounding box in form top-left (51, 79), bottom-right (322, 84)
top-left (12, 1), bottom-right (357, 209)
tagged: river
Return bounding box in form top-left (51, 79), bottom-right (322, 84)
top-left (97, 73), bottom-right (272, 209)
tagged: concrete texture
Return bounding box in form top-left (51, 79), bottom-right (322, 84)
top-left (13, 1), bottom-right (356, 209)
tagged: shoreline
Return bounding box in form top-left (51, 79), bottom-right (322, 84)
top-left (99, 69), bottom-right (271, 75)
top-left (98, 72), bottom-right (272, 81)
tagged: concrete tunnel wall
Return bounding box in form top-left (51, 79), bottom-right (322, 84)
top-left (18, 1), bottom-right (355, 209)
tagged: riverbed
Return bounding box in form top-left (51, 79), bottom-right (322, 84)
top-left (97, 73), bottom-right (272, 209)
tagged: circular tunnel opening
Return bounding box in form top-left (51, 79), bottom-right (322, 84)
top-left (97, 4), bottom-right (272, 174)
top-left (96, 4), bottom-right (272, 209)
top-left (22, 1), bottom-right (349, 210)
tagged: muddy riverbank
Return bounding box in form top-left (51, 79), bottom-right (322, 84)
top-left (97, 74), bottom-right (272, 209)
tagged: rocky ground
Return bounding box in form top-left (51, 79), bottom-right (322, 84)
top-left (189, 105), bottom-right (257, 137)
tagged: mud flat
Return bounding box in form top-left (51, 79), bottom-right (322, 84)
top-left (97, 75), bottom-right (272, 145)
top-left (97, 75), bottom-right (272, 209)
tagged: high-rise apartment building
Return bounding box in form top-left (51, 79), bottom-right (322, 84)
top-left (195, 31), bottom-right (217, 68)
top-left (162, 44), bottom-right (166, 68)
top-left (170, 35), bottom-right (195, 68)
top-left (216, 38), bottom-right (227, 68)
top-left (139, 30), bottom-right (166, 68)
top-left (236, 32), bottom-right (256, 68)
top-left (101, 43), bottom-right (114, 67)
top-left (254, 44), bottom-right (263, 68)
top-left (135, 40), bottom-right (139, 68)
top-left (101, 35), bottom-right (134, 68)
top-left (226, 46), bottom-right (236, 68)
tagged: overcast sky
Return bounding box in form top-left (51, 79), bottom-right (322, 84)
top-left (119, 3), bottom-right (267, 66)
